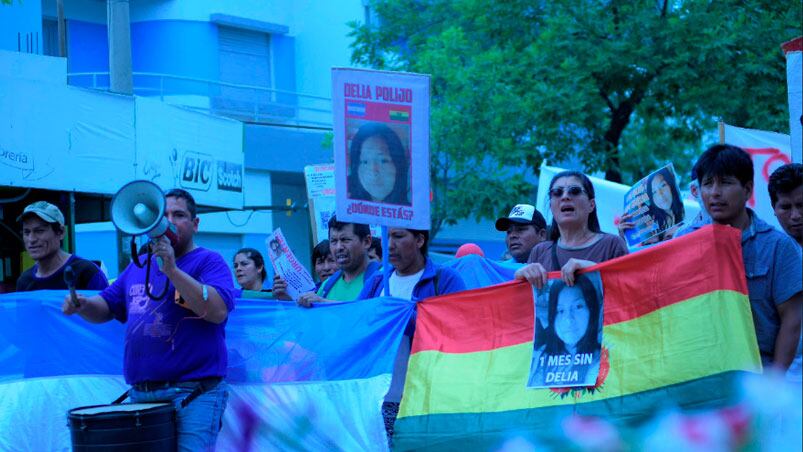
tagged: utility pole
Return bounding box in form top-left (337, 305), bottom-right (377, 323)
top-left (107, 0), bottom-right (133, 94)
top-left (57, 0), bottom-right (66, 57)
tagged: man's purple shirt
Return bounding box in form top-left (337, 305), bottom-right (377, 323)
top-left (100, 247), bottom-right (235, 384)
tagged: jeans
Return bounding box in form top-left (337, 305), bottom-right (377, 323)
top-left (130, 382), bottom-right (229, 452)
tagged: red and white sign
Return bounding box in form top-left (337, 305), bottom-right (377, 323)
top-left (331, 68), bottom-right (431, 230)
top-left (782, 37), bottom-right (802, 164)
top-left (721, 123), bottom-right (791, 230)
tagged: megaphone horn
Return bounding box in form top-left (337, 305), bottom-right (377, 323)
top-left (111, 180), bottom-right (178, 245)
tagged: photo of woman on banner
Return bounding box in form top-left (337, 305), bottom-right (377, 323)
top-left (347, 121), bottom-right (411, 206)
top-left (528, 272), bottom-right (603, 388)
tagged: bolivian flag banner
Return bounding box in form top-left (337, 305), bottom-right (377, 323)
top-left (394, 225), bottom-right (761, 449)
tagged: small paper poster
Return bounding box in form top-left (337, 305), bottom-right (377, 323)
top-left (266, 228), bottom-right (316, 299)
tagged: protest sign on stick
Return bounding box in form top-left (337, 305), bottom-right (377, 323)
top-left (304, 164), bottom-right (337, 245)
top-left (621, 164), bottom-right (685, 247)
top-left (332, 68), bottom-right (430, 230)
top-left (266, 228), bottom-right (316, 299)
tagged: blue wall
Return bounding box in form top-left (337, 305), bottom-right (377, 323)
top-left (67, 19), bottom-right (219, 94)
top-left (272, 34), bottom-right (296, 104)
top-left (67, 20), bottom-right (109, 72)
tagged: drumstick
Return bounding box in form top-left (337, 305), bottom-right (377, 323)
top-left (64, 265), bottom-right (80, 308)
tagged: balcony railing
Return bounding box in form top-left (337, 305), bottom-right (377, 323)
top-left (67, 72), bottom-right (334, 129)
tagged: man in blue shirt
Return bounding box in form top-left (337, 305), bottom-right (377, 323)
top-left (678, 145), bottom-right (802, 370)
top-left (768, 163), bottom-right (803, 382)
top-left (358, 228), bottom-right (465, 443)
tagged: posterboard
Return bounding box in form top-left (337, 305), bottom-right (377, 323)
top-left (621, 164), bottom-right (685, 247)
top-left (266, 228), bottom-right (316, 299)
top-left (528, 272), bottom-right (604, 389)
top-left (304, 163), bottom-right (382, 245)
top-left (783, 37), bottom-right (802, 163)
top-left (332, 68), bottom-right (430, 229)
top-left (304, 164), bottom-right (337, 245)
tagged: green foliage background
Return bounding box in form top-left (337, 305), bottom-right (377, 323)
top-left (349, 0), bottom-right (801, 236)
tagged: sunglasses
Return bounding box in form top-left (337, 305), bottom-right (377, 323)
top-left (549, 185), bottom-right (586, 198)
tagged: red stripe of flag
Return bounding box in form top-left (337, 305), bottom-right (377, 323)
top-left (412, 225), bottom-right (745, 354)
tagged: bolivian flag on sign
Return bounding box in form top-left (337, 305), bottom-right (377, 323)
top-left (394, 225), bottom-right (761, 450)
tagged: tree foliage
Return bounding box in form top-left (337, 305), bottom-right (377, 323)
top-left (349, 0), bottom-right (801, 236)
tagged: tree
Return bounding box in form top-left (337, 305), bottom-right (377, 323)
top-left (349, 0), bottom-right (801, 237)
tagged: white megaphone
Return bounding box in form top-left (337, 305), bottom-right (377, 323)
top-left (111, 180), bottom-right (177, 299)
top-left (111, 180), bottom-right (178, 245)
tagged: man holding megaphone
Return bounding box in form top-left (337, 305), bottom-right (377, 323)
top-left (62, 186), bottom-right (235, 451)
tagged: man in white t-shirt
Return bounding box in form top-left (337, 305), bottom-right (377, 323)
top-left (358, 228), bottom-right (465, 443)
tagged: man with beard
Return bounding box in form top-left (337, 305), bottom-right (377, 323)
top-left (495, 204), bottom-right (547, 263)
top-left (274, 216), bottom-right (379, 304)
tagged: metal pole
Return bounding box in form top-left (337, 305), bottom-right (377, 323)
top-left (68, 192), bottom-right (76, 254)
top-left (107, 0), bottom-right (133, 94)
top-left (57, 0), bottom-right (66, 57)
top-left (381, 226), bottom-right (390, 296)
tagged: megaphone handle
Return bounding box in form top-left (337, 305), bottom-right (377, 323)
top-left (144, 250), bottom-right (170, 301)
top-left (131, 237), bottom-right (144, 268)
top-left (69, 286), bottom-right (80, 308)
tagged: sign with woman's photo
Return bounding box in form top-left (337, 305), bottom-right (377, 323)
top-left (621, 164), bottom-right (685, 247)
top-left (528, 272), bottom-right (604, 388)
top-left (266, 228), bottom-right (316, 300)
top-left (331, 68), bottom-right (430, 229)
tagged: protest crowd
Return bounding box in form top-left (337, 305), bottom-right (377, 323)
top-left (5, 145), bottom-right (798, 450)
top-left (1, 4), bottom-right (801, 449)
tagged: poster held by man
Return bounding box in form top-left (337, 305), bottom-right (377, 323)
top-left (332, 68), bottom-right (431, 230)
top-left (266, 228), bottom-right (316, 300)
top-left (621, 164), bottom-right (685, 247)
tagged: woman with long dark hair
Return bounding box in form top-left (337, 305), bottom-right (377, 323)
top-left (348, 122), bottom-right (410, 205)
top-left (646, 169), bottom-right (684, 234)
top-left (619, 168), bottom-right (685, 245)
top-left (516, 171), bottom-right (627, 288)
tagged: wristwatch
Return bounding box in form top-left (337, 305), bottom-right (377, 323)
top-left (202, 284), bottom-right (209, 303)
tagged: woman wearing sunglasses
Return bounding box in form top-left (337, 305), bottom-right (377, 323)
top-left (515, 171), bottom-right (627, 289)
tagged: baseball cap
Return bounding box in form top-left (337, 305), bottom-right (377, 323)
top-left (495, 204), bottom-right (546, 231)
top-left (18, 201), bottom-right (66, 226)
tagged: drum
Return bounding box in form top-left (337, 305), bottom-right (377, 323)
top-left (68, 403), bottom-right (176, 452)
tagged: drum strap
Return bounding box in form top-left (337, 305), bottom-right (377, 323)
top-left (110, 378), bottom-right (221, 408)
top-left (112, 390), bottom-right (130, 405)
top-left (179, 379), bottom-right (220, 409)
